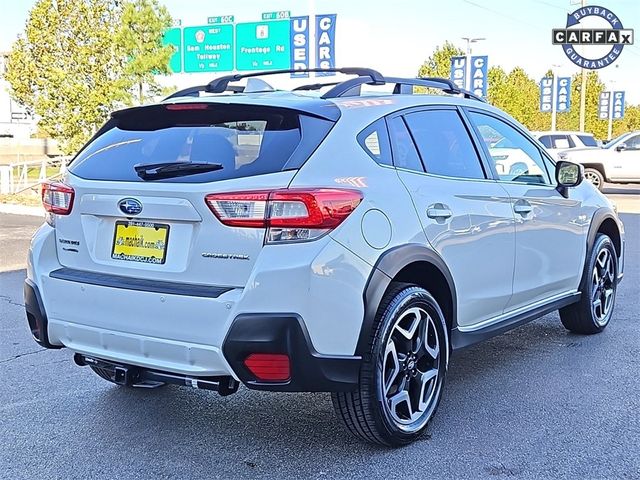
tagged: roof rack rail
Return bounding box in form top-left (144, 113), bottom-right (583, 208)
top-left (207, 67), bottom-right (384, 93)
top-left (164, 67), bottom-right (384, 101)
top-left (320, 76), bottom-right (485, 102)
top-left (389, 77), bottom-right (486, 102)
top-left (163, 68), bottom-right (485, 103)
top-left (292, 81), bottom-right (341, 91)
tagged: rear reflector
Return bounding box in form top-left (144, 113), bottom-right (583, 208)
top-left (41, 181), bottom-right (75, 215)
top-left (205, 188), bottom-right (362, 243)
top-left (244, 353), bottom-right (291, 382)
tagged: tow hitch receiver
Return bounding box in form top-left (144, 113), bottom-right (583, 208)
top-left (73, 353), bottom-right (239, 396)
top-left (113, 366), bottom-right (133, 386)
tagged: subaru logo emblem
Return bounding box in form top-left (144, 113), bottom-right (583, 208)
top-left (118, 198), bottom-right (143, 216)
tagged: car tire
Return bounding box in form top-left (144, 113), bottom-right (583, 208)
top-left (332, 283), bottom-right (449, 447)
top-left (584, 168), bottom-right (605, 191)
top-left (559, 234), bottom-right (618, 334)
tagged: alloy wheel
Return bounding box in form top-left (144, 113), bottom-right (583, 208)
top-left (380, 306), bottom-right (442, 431)
top-left (591, 247), bottom-right (615, 325)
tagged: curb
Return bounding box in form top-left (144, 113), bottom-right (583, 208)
top-left (0, 203), bottom-right (45, 217)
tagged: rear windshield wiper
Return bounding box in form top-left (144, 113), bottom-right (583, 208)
top-left (134, 161), bottom-right (223, 180)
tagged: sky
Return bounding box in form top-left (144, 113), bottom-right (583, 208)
top-left (1, 0), bottom-right (639, 102)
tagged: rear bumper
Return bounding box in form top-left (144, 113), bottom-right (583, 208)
top-left (24, 278), bottom-right (361, 392)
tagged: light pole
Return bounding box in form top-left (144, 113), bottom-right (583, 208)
top-left (461, 37), bottom-right (485, 91)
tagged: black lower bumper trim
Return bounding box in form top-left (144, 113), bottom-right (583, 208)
top-left (24, 279), bottom-right (62, 349)
top-left (73, 353), bottom-right (240, 395)
top-left (49, 267), bottom-right (233, 299)
top-left (222, 314), bottom-right (361, 392)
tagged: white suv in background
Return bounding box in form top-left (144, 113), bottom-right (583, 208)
top-left (560, 131), bottom-right (640, 190)
top-left (25, 68), bottom-right (625, 447)
top-left (532, 130), bottom-right (601, 157)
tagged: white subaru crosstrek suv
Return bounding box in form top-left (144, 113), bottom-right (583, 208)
top-left (25, 68), bottom-right (625, 447)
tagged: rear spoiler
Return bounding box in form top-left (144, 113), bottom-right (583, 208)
top-left (111, 98), bottom-right (341, 123)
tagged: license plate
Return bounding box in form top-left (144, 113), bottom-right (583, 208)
top-left (111, 221), bottom-right (169, 264)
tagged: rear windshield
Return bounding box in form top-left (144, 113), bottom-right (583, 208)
top-left (577, 134), bottom-right (598, 147)
top-left (69, 104), bottom-right (333, 183)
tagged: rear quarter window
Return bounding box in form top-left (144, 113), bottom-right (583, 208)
top-left (577, 134), bottom-right (598, 147)
top-left (357, 118), bottom-right (392, 166)
top-left (69, 104), bottom-right (333, 183)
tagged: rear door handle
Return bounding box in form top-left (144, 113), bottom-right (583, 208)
top-left (427, 203), bottom-right (452, 220)
top-left (513, 200), bottom-right (532, 216)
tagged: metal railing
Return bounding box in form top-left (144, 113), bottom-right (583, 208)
top-left (0, 157), bottom-right (69, 194)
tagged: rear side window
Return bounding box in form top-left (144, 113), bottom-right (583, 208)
top-left (357, 118), bottom-right (392, 166)
top-left (403, 110), bottom-right (486, 180)
top-left (539, 134), bottom-right (574, 149)
top-left (538, 135), bottom-right (552, 148)
top-left (70, 104), bottom-right (333, 183)
top-left (552, 135), bottom-right (575, 149)
top-left (577, 134), bottom-right (598, 147)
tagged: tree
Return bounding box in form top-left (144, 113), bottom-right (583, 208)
top-left (116, 0), bottom-right (173, 105)
top-left (615, 105), bottom-right (640, 136)
top-left (4, 0), bottom-right (173, 154)
top-left (487, 66), bottom-right (548, 130)
top-left (417, 41), bottom-right (464, 79)
top-left (5, 0), bottom-right (130, 154)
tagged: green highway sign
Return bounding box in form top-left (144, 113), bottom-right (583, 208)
top-left (208, 15), bottom-right (234, 24)
top-left (183, 25), bottom-right (234, 73)
top-left (262, 11), bottom-right (290, 20)
top-left (235, 20), bottom-right (290, 71)
top-left (162, 27), bottom-right (182, 73)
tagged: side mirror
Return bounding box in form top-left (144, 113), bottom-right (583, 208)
top-left (616, 143), bottom-right (627, 152)
top-left (556, 161), bottom-right (583, 197)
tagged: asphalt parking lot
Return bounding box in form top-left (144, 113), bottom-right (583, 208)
top-left (0, 192), bottom-right (638, 479)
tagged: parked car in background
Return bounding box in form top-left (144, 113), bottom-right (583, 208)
top-left (561, 131), bottom-right (640, 190)
top-left (531, 131), bottom-right (601, 157)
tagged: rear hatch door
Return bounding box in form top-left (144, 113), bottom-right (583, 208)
top-left (54, 101), bottom-right (336, 288)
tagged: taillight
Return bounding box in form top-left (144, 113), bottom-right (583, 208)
top-left (42, 181), bottom-right (74, 215)
top-left (204, 189), bottom-right (363, 243)
top-left (244, 353), bottom-right (291, 382)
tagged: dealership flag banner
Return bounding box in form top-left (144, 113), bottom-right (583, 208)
top-left (612, 91), bottom-right (625, 119)
top-left (315, 14), bottom-right (336, 76)
top-left (556, 77), bottom-right (571, 112)
top-left (470, 56), bottom-right (488, 98)
top-left (598, 92), bottom-right (611, 119)
top-left (290, 16), bottom-right (309, 78)
top-left (450, 56), bottom-right (466, 90)
top-left (540, 77), bottom-right (553, 112)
